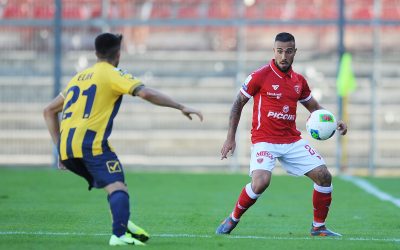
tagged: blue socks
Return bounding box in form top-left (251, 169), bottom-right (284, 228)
top-left (108, 190), bottom-right (130, 237)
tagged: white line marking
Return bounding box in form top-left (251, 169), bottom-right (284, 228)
top-left (341, 175), bottom-right (400, 208)
top-left (0, 231), bottom-right (399, 242)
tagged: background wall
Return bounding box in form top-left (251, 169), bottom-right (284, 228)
top-left (0, 0), bottom-right (399, 175)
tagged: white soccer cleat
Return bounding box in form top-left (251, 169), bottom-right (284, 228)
top-left (109, 232), bottom-right (146, 246)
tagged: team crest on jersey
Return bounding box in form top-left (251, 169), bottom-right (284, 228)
top-left (272, 84), bottom-right (279, 90)
top-left (257, 158), bottom-right (264, 164)
top-left (106, 161), bottom-right (122, 173)
top-left (294, 85), bottom-right (301, 94)
top-left (283, 105), bottom-right (289, 113)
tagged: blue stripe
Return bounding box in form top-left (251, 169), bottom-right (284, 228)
top-left (82, 130), bottom-right (96, 158)
top-left (66, 128), bottom-right (76, 158)
top-left (102, 96), bottom-right (123, 152)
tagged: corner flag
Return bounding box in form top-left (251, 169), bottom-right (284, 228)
top-left (337, 52), bottom-right (357, 97)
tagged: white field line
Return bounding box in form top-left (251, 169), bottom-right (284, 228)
top-left (0, 231), bottom-right (399, 242)
top-left (341, 175), bottom-right (400, 208)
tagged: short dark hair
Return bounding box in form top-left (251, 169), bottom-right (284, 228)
top-left (275, 32), bottom-right (295, 43)
top-left (95, 33), bottom-right (123, 59)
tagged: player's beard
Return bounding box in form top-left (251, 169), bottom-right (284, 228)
top-left (276, 60), bottom-right (291, 72)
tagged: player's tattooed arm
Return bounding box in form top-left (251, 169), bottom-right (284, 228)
top-left (221, 93), bottom-right (249, 159)
top-left (227, 92), bottom-right (249, 140)
top-left (302, 96), bottom-right (324, 113)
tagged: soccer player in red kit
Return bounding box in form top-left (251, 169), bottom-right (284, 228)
top-left (216, 32), bottom-right (347, 236)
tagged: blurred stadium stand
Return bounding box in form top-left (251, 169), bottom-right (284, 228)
top-left (0, 0), bottom-right (399, 175)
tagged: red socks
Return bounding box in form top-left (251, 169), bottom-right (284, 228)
top-left (232, 183), bottom-right (260, 221)
top-left (312, 183), bottom-right (332, 227)
top-left (230, 182), bottom-right (333, 226)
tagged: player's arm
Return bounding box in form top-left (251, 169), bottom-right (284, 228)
top-left (43, 94), bottom-right (64, 145)
top-left (302, 96), bottom-right (347, 136)
top-left (301, 96), bottom-right (324, 113)
top-left (134, 86), bottom-right (203, 121)
top-left (221, 92), bottom-right (249, 159)
top-left (43, 94), bottom-right (67, 169)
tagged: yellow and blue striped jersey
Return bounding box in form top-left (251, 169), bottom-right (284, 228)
top-left (59, 62), bottom-right (142, 160)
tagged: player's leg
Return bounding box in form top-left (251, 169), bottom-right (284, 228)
top-left (104, 182), bottom-right (130, 236)
top-left (279, 139), bottom-right (340, 236)
top-left (216, 142), bottom-right (275, 234)
top-left (104, 181), bottom-right (150, 242)
top-left (104, 181), bottom-right (149, 245)
top-left (61, 158), bottom-right (95, 190)
top-left (83, 151), bottom-right (148, 245)
top-left (305, 166), bottom-right (341, 236)
top-left (216, 171), bottom-right (271, 235)
top-left (305, 164), bottom-right (332, 227)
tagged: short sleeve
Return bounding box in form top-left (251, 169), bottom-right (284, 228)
top-left (298, 75), bottom-right (312, 102)
top-left (240, 73), bottom-right (261, 98)
top-left (110, 68), bottom-right (143, 95)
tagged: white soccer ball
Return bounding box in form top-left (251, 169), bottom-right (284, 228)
top-left (306, 109), bottom-right (337, 140)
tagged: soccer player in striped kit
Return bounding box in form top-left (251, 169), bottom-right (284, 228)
top-left (44, 33), bottom-right (203, 245)
top-left (216, 32), bottom-right (347, 236)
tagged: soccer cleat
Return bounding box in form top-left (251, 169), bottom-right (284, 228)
top-left (216, 216), bottom-right (239, 234)
top-left (127, 220), bottom-right (150, 242)
top-left (310, 224), bottom-right (342, 237)
top-left (109, 232), bottom-right (146, 246)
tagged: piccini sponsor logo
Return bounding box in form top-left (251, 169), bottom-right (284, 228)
top-left (267, 111), bottom-right (295, 120)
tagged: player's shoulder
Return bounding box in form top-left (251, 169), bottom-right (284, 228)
top-left (97, 63), bottom-right (131, 78)
top-left (253, 64), bottom-right (272, 76)
top-left (247, 64), bottom-right (273, 84)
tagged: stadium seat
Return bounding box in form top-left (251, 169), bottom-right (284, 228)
top-left (208, 0), bottom-right (234, 19)
top-left (34, 6), bottom-right (54, 19)
top-left (381, 0), bottom-right (400, 20)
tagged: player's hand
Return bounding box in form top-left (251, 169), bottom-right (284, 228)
top-left (337, 120), bottom-right (348, 135)
top-left (221, 139), bottom-right (236, 160)
top-left (181, 106), bottom-right (203, 121)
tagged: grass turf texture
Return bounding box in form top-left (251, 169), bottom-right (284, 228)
top-left (0, 167), bottom-right (399, 250)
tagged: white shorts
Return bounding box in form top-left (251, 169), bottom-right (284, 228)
top-left (249, 139), bottom-right (325, 177)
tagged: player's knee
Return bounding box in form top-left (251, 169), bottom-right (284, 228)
top-left (251, 171), bottom-right (271, 194)
top-left (306, 165), bottom-right (332, 187)
top-left (252, 182), bottom-right (269, 194)
top-left (316, 169), bottom-right (332, 186)
top-left (104, 181), bottom-right (128, 194)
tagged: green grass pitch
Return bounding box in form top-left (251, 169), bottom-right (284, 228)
top-left (0, 167), bottom-right (399, 250)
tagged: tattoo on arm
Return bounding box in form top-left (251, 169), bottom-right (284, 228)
top-left (227, 93), bottom-right (248, 139)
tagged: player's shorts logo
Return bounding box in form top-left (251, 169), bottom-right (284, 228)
top-left (256, 150), bottom-right (274, 159)
top-left (106, 161), bottom-right (122, 173)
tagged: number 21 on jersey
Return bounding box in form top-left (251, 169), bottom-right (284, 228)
top-left (62, 84), bottom-right (97, 120)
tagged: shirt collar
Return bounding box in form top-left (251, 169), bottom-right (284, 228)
top-left (269, 59), bottom-right (293, 79)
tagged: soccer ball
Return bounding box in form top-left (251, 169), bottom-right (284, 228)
top-left (306, 109), bottom-right (337, 140)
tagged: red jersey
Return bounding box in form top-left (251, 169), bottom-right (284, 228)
top-left (240, 59), bottom-right (312, 144)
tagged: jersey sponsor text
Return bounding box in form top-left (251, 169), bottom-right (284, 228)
top-left (267, 111), bottom-right (296, 120)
